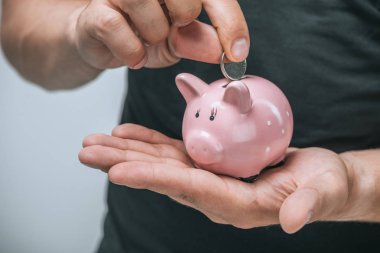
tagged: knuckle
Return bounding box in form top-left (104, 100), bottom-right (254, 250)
top-left (95, 13), bottom-right (125, 34)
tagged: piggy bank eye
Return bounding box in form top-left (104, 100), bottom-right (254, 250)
top-left (209, 107), bottom-right (217, 121)
top-left (195, 109), bottom-right (200, 118)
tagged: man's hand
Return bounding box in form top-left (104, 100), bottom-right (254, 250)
top-left (78, 124), bottom-right (380, 233)
top-left (2, 0), bottom-right (249, 88)
top-left (72, 0), bottom-right (250, 69)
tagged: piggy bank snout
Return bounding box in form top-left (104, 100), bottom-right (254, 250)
top-left (185, 131), bottom-right (223, 165)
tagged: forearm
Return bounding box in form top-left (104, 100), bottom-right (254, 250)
top-left (340, 149), bottom-right (380, 222)
top-left (1, 0), bottom-right (101, 90)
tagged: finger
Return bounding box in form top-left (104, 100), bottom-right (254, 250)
top-left (278, 152), bottom-right (349, 233)
top-left (116, 0), bottom-right (169, 44)
top-left (112, 124), bottom-right (186, 152)
top-left (279, 188), bottom-right (318, 234)
top-left (203, 0), bottom-right (250, 62)
top-left (164, 0), bottom-right (202, 26)
top-left (280, 180), bottom-right (348, 234)
top-left (82, 134), bottom-right (190, 164)
top-left (79, 145), bottom-right (127, 172)
top-left (79, 145), bottom-right (188, 171)
top-left (80, 2), bottom-right (147, 68)
top-left (108, 161), bottom-right (251, 215)
top-left (144, 40), bottom-right (181, 67)
top-left (108, 161), bottom-right (214, 197)
top-left (75, 3), bottom-right (125, 68)
top-left (169, 20), bottom-right (223, 63)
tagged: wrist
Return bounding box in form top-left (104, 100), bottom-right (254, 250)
top-left (3, 0), bottom-right (103, 90)
top-left (339, 150), bottom-right (380, 221)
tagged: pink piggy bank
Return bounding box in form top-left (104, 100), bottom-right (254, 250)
top-left (176, 73), bottom-right (293, 178)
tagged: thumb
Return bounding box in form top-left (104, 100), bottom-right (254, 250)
top-left (279, 178), bottom-right (348, 234)
top-left (279, 188), bottom-right (320, 234)
top-left (168, 20), bottom-right (222, 64)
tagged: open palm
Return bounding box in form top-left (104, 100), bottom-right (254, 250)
top-left (79, 124), bottom-right (355, 233)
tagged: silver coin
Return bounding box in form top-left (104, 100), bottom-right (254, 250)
top-left (220, 52), bottom-right (247, 81)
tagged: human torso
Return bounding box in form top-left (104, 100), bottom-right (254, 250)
top-left (98, 1), bottom-right (380, 252)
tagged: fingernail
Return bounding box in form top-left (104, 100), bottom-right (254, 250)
top-left (231, 38), bottom-right (249, 61)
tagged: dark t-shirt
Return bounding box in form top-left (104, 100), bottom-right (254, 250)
top-left (98, 1), bottom-right (380, 252)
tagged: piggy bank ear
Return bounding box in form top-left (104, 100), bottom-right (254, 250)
top-left (175, 73), bottom-right (208, 103)
top-left (223, 81), bottom-right (252, 114)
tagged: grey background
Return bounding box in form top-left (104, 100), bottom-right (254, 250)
top-left (0, 45), bottom-right (127, 252)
